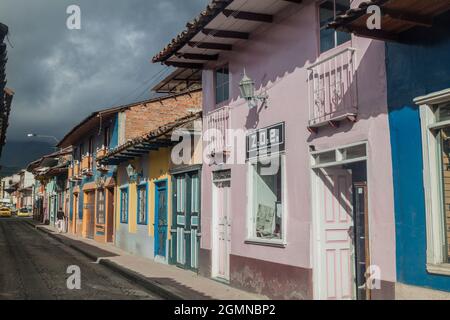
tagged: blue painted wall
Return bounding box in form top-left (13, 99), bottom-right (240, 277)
top-left (387, 11), bottom-right (450, 291)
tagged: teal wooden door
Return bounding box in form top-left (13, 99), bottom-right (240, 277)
top-left (171, 171), bottom-right (200, 270)
top-left (154, 181), bottom-right (168, 259)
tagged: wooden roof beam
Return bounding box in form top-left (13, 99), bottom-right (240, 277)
top-left (188, 41), bottom-right (232, 51)
top-left (383, 8), bottom-right (433, 28)
top-left (178, 53), bottom-right (219, 61)
top-left (343, 26), bottom-right (399, 42)
top-left (165, 61), bottom-right (204, 69)
top-left (132, 145), bottom-right (157, 152)
top-left (222, 9), bottom-right (273, 23)
top-left (121, 151), bottom-right (147, 157)
top-left (202, 28), bottom-right (249, 40)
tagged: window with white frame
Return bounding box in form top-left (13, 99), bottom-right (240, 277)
top-left (137, 184), bottom-right (147, 225)
top-left (418, 90), bottom-right (450, 267)
top-left (248, 154), bottom-right (285, 242)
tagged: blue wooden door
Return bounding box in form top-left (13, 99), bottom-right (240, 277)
top-left (154, 181), bottom-right (168, 259)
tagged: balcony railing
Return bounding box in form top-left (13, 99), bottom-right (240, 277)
top-left (96, 146), bottom-right (108, 159)
top-left (307, 47), bottom-right (358, 131)
top-left (81, 154), bottom-right (93, 174)
top-left (72, 161), bottom-right (81, 179)
top-left (205, 105), bottom-right (231, 155)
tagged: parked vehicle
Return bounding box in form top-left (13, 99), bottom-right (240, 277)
top-left (17, 207), bottom-right (31, 217)
top-left (0, 207), bottom-right (12, 217)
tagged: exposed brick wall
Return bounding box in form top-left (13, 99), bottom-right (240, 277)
top-left (125, 90), bottom-right (202, 141)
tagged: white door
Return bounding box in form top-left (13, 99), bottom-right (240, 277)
top-left (213, 179), bottom-right (231, 281)
top-left (315, 168), bottom-right (355, 300)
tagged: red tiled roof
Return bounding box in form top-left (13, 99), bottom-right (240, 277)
top-left (152, 0), bottom-right (233, 63)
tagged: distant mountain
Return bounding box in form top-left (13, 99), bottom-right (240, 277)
top-left (0, 140), bottom-right (55, 175)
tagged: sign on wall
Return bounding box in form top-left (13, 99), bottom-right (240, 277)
top-left (246, 122), bottom-right (285, 160)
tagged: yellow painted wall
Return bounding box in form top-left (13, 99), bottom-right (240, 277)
top-left (147, 148), bottom-right (171, 239)
top-left (128, 181), bottom-right (137, 233)
top-left (114, 149), bottom-right (172, 240)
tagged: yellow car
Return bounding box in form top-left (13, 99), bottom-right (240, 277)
top-left (17, 208), bottom-right (31, 217)
top-left (0, 207), bottom-right (12, 217)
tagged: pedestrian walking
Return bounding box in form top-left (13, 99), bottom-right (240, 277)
top-left (56, 207), bottom-right (65, 233)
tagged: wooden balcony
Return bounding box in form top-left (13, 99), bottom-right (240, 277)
top-left (96, 147), bottom-right (108, 159)
top-left (307, 47), bottom-right (358, 133)
top-left (205, 105), bottom-right (230, 156)
top-left (81, 155), bottom-right (93, 175)
top-left (71, 161), bottom-right (81, 180)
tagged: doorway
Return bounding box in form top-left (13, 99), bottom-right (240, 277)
top-left (171, 171), bottom-right (201, 270)
top-left (311, 142), bottom-right (370, 300)
top-left (154, 180), bottom-right (168, 260)
top-left (106, 187), bottom-right (114, 243)
top-left (212, 170), bottom-right (231, 282)
top-left (83, 191), bottom-right (95, 239)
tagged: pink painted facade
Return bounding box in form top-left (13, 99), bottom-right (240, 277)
top-left (197, 1), bottom-right (396, 299)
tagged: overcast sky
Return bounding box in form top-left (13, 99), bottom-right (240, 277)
top-left (0, 0), bottom-right (208, 142)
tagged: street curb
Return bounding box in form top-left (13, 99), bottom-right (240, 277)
top-left (24, 220), bottom-right (184, 300)
top-left (99, 259), bottom-right (183, 300)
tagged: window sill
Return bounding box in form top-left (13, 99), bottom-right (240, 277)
top-left (244, 238), bottom-right (286, 248)
top-left (427, 263), bottom-right (450, 276)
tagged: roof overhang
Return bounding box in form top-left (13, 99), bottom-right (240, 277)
top-left (27, 146), bottom-right (73, 172)
top-left (98, 112), bottom-right (202, 166)
top-left (152, 0), bottom-right (303, 68)
top-left (152, 68), bottom-right (202, 94)
top-left (328, 0), bottom-right (450, 42)
top-left (57, 110), bottom-right (118, 148)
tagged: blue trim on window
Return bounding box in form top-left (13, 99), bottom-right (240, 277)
top-left (137, 182), bottom-right (148, 225)
top-left (120, 187), bottom-right (129, 224)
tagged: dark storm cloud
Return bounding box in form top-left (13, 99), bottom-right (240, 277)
top-left (0, 0), bottom-right (208, 141)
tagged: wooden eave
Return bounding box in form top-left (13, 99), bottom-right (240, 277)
top-left (328, 0), bottom-right (450, 42)
top-left (152, 0), bottom-right (303, 68)
top-left (98, 112), bottom-right (202, 166)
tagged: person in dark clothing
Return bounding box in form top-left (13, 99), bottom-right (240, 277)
top-left (56, 207), bottom-right (65, 233)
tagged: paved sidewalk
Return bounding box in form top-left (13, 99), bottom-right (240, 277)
top-left (26, 220), bottom-right (268, 300)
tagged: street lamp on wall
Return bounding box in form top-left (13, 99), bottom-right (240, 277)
top-left (126, 164), bottom-right (142, 183)
top-left (126, 164), bottom-right (136, 179)
top-left (239, 69), bottom-right (268, 109)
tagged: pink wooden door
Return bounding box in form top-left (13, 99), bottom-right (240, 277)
top-left (317, 168), bottom-right (355, 300)
top-left (215, 180), bottom-right (231, 280)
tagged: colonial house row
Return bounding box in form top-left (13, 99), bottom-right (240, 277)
top-left (28, 105), bottom-right (202, 271)
top-left (54, 89), bottom-right (201, 243)
top-left (0, 170), bottom-right (35, 211)
top-left (24, 0), bottom-right (450, 300)
top-left (27, 147), bottom-right (72, 225)
top-left (329, 0), bottom-right (450, 299)
top-left (151, 0), bottom-right (413, 300)
top-left (96, 111), bottom-right (202, 267)
top-left (0, 173), bottom-right (20, 208)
